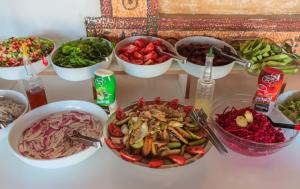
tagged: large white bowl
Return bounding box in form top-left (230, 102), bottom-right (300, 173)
top-left (0, 90), bottom-right (28, 140)
top-left (51, 37), bottom-right (113, 81)
top-left (0, 37), bottom-right (54, 80)
top-left (8, 100), bottom-right (108, 169)
top-left (114, 36), bottom-right (174, 78)
top-left (275, 90), bottom-right (300, 124)
top-left (175, 36), bottom-right (238, 79)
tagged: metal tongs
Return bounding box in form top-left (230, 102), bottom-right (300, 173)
top-left (67, 130), bottom-right (102, 148)
top-left (212, 46), bottom-right (252, 69)
top-left (190, 108), bottom-right (228, 154)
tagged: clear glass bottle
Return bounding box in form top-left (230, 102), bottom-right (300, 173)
top-left (22, 44), bottom-right (48, 109)
top-left (195, 49), bottom-right (215, 114)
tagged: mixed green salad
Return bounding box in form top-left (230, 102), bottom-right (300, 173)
top-left (52, 37), bottom-right (113, 68)
top-left (279, 98), bottom-right (300, 124)
top-left (0, 37), bottom-right (54, 67)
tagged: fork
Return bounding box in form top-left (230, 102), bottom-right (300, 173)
top-left (66, 130), bottom-right (102, 148)
top-left (190, 108), bottom-right (228, 154)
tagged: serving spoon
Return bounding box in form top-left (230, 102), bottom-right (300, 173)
top-left (66, 130), bottom-right (102, 148)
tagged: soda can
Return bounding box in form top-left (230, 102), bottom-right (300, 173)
top-left (253, 67), bottom-right (284, 112)
top-left (94, 69), bottom-right (116, 113)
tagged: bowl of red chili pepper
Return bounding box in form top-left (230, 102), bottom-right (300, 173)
top-left (104, 97), bottom-right (212, 168)
top-left (211, 94), bottom-right (298, 156)
top-left (0, 36), bottom-right (54, 80)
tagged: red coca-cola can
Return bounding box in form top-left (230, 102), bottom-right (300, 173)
top-left (253, 67), bottom-right (284, 112)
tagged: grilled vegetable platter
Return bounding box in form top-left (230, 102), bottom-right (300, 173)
top-left (104, 97), bottom-right (211, 169)
top-left (232, 38), bottom-right (300, 75)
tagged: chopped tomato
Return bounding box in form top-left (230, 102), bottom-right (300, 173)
top-left (148, 159), bottom-right (164, 168)
top-left (116, 107), bottom-right (126, 120)
top-left (168, 155), bottom-right (186, 165)
top-left (154, 97), bottom-right (161, 105)
top-left (144, 51), bottom-right (158, 62)
top-left (152, 40), bottom-right (162, 46)
top-left (133, 51), bottom-right (143, 59)
top-left (145, 42), bottom-right (155, 53)
top-left (144, 59), bottom-right (155, 65)
top-left (183, 105), bottom-right (193, 115)
top-left (156, 54), bottom-right (171, 63)
top-left (131, 59), bottom-right (144, 65)
top-left (133, 38), bottom-right (146, 48)
top-left (137, 97), bottom-right (145, 109)
top-left (105, 138), bottom-right (125, 151)
top-left (108, 123), bottom-right (124, 137)
top-left (125, 44), bottom-right (140, 54)
top-left (119, 151), bottom-right (142, 162)
top-left (186, 146), bottom-right (205, 155)
top-left (168, 99), bottom-right (179, 109)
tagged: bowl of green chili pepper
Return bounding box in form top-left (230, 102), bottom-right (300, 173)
top-left (232, 38), bottom-right (299, 75)
top-left (51, 37), bottom-right (113, 81)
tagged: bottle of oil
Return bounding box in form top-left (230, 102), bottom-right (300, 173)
top-left (194, 48), bottom-right (215, 114)
top-left (21, 44), bottom-right (48, 110)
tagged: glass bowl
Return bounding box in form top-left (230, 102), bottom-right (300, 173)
top-left (211, 94), bottom-right (298, 156)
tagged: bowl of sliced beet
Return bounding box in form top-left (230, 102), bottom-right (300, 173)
top-left (104, 97), bottom-right (212, 168)
top-left (212, 93), bottom-right (298, 156)
top-left (114, 36), bottom-right (175, 78)
top-left (175, 36), bottom-right (238, 79)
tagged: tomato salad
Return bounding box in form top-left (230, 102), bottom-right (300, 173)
top-left (0, 37), bottom-right (54, 67)
top-left (117, 38), bottom-right (172, 65)
top-left (105, 97), bottom-right (209, 168)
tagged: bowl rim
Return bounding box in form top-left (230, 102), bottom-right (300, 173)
top-left (103, 98), bottom-right (212, 169)
top-left (114, 35), bottom-right (175, 67)
top-left (0, 36), bottom-right (55, 68)
top-left (212, 93), bottom-right (299, 146)
top-left (174, 36), bottom-right (237, 67)
top-left (51, 37), bottom-right (113, 69)
top-left (8, 100), bottom-right (107, 163)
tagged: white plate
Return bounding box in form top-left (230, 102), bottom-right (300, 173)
top-left (175, 36), bottom-right (237, 79)
top-left (0, 90), bottom-right (28, 140)
top-left (51, 37), bottom-right (113, 81)
top-left (114, 36), bottom-right (174, 78)
top-left (0, 37), bottom-right (55, 80)
top-left (8, 100), bottom-right (108, 169)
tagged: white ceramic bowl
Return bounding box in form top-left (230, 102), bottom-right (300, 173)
top-left (175, 36), bottom-right (238, 79)
top-left (275, 90), bottom-right (300, 124)
top-left (8, 100), bottom-right (108, 169)
top-left (0, 37), bottom-right (54, 80)
top-left (0, 90), bottom-right (28, 140)
top-left (51, 37), bottom-right (113, 81)
top-left (114, 36), bottom-right (174, 78)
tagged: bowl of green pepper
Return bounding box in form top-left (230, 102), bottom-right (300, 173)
top-left (232, 38), bottom-right (299, 75)
top-left (51, 37), bottom-right (113, 81)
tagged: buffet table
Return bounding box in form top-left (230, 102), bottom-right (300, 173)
top-left (0, 71), bottom-right (300, 189)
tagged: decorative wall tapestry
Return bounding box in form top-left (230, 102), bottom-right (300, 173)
top-left (85, 0), bottom-right (300, 53)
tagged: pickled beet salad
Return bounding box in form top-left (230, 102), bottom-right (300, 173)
top-left (216, 107), bottom-right (285, 143)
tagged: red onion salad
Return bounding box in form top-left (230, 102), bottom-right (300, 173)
top-left (216, 107), bottom-right (285, 143)
top-left (18, 111), bottom-right (102, 159)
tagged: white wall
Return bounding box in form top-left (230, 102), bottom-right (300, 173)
top-left (0, 0), bottom-right (100, 42)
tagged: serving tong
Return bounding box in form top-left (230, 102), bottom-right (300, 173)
top-left (212, 46), bottom-right (252, 69)
top-left (155, 46), bottom-right (187, 64)
top-left (190, 108), bottom-right (228, 154)
top-left (66, 130), bottom-right (102, 148)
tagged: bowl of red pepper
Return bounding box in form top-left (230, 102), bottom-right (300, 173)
top-left (104, 97), bottom-right (212, 168)
top-left (211, 94), bottom-right (298, 156)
